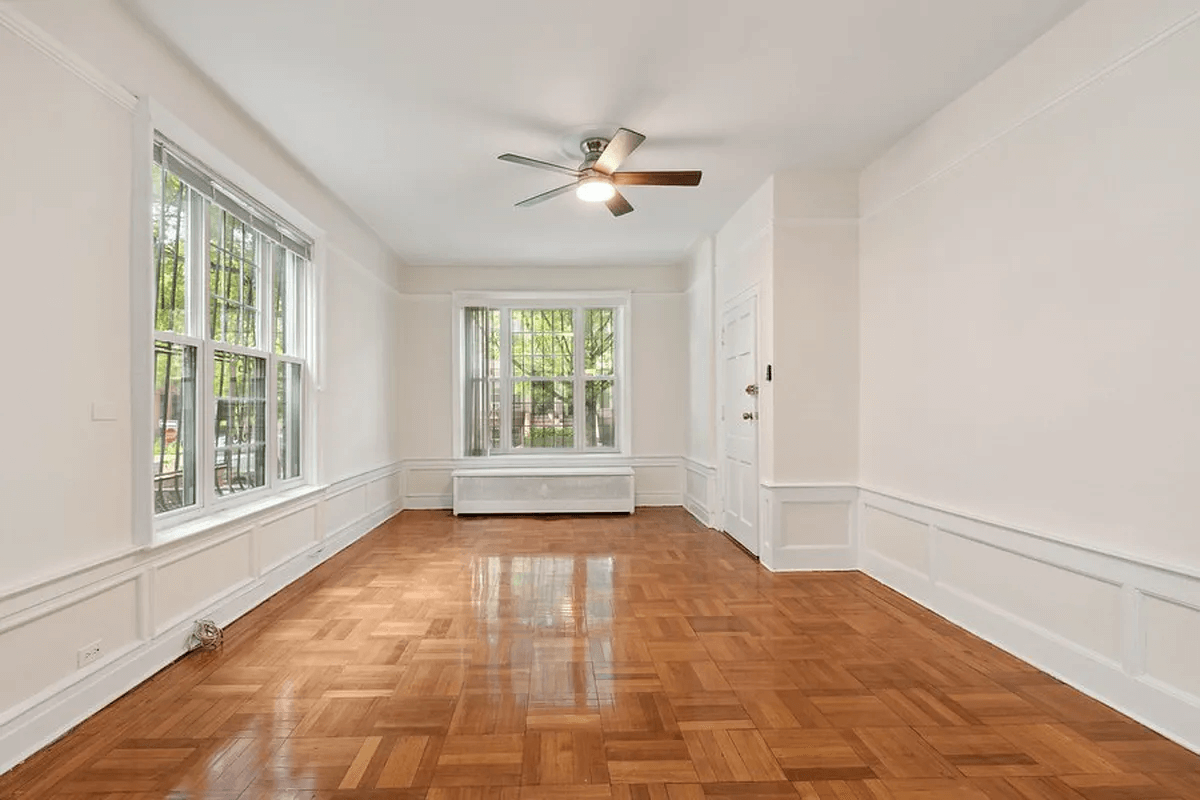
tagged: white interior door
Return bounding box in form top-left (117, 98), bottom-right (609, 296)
top-left (721, 296), bottom-right (759, 554)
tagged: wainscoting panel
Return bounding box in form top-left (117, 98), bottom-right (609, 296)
top-left (258, 504), bottom-right (320, 574)
top-left (860, 505), bottom-right (930, 577)
top-left (683, 458), bottom-right (718, 528)
top-left (0, 578), bottom-right (140, 715)
top-left (1142, 594), bottom-right (1200, 701)
top-left (402, 460), bottom-right (455, 509)
top-left (0, 464), bottom-right (403, 775)
top-left (858, 487), bottom-right (1200, 754)
top-left (760, 484), bottom-right (857, 571)
top-left (632, 457), bottom-right (684, 507)
top-left (368, 472), bottom-right (403, 513)
top-left (938, 531), bottom-right (1123, 662)
top-left (153, 532), bottom-right (255, 634)
top-left (324, 484), bottom-right (367, 535)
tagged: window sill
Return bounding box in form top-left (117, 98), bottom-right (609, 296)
top-left (152, 484), bottom-right (326, 549)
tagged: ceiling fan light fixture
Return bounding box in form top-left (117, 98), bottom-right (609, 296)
top-left (501, 128), bottom-right (700, 216)
top-left (576, 177), bottom-right (615, 203)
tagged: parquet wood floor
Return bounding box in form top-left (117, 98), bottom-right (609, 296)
top-left (3, 508), bottom-right (1199, 799)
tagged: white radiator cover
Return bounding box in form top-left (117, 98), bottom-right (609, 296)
top-left (452, 466), bottom-right (635, 514)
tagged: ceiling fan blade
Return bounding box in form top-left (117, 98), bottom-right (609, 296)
top-left (612, 170), bottom-right (702, 186)
top-left (499, 153), bottom-right (582, 178)
top-left (606, 190), bottom-right (634, 217)
top-left (515, 181), bottom-right (579, 207)
top-left (594, 128), bottom-right (646, 174)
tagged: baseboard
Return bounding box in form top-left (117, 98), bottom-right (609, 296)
top-left (0, 485), bottom-right (401, 775)
top-left (768, 545), bottom-right (857, 571)
top-left (684, 498), bottom-right (715, 528)
top-left (403, 494), bottom-right (453, 510)
top-left (857, 487), bottom-right (1200, 755)
top-left (635, 491), bottom-right (683, 507)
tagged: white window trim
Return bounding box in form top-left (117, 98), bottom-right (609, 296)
top-left (131, 98), bottom-right (325, 547)
top-left (451, 291), bottom-right (633, 465)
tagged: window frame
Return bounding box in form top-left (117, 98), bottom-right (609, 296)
top-left (134, 100), bottom-right (323, 545)
top-left (453, 291), bottom-right (632, 462)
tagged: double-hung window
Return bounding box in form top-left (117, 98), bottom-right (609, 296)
top-left (151, 135), bottom-right (311, 522)
top-left (459, 295), bottom-right (628, 457)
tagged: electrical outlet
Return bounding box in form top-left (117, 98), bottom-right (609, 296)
top-left (77, 640), bottom-right (102, 668)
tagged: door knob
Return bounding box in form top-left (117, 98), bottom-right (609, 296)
top-left (745, 384), bottom-right (759, 395)
top-left (742, 411), bottom-right (757, 420)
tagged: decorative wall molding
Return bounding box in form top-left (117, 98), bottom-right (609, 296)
top-left (0, 3), bottom-right (138, 111)
top-left (857, 486), bottom-right (1200, 755)
top-left (683, 458), bottom-right (718, 528)
top-left (631, 456), bottom-right (684, 507)
top-left (6, 462), bottom-right (1200, 768)
top-left (759, 483), bottom-right (857, 572)
top-left (401, 458), bottom-right (456, 509)
top-left (0, 464), bottom-right (403, 774)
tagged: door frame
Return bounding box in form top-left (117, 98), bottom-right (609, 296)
top-left (716, 285), bottom-right (761, 554)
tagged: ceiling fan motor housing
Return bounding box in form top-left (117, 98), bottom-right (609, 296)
top-left (579, 137), bottom-right (610, 169)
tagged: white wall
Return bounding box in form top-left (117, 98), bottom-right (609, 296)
top-left (683, 239), bottom-right (718, 526)
top-left (684, 240), bottom-right (716, 466)
top-left (860, 0), bottom-right (1200, 570)
top-left (762, 172), bottom-right (859, 568)
top-left (771, 171), bottom-right (859, 485)
top-left (0, 19), bottom-right (134, 588)
top-left (322, 246), bottom-right (407, 482)
top-left (0, 1), bottom-right (406, 772)
top-left (396, 264), bottom-right (689, 508)
top-left (858, 0), bottom-right (1200, 753)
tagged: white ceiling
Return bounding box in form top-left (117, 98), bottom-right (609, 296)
top-left (126, 0), bottom-right (1084, 269)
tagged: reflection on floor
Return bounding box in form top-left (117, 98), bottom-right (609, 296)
top-left (3, 507), bottom-right (1199, 799)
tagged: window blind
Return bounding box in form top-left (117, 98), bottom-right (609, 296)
top-left (153, 134), bottom-right (313, 259)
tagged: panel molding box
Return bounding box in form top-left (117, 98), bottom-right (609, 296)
top-left (631, 456), bottom-right (685, 508)
top-left (858, 487), bottom-right (1200, 755)
top-left (759, 484), bottom-right (858, 571)
top-left (683, 457), bottom-right (719, 528)
top-left (0, 462), bottom-right (404, 774)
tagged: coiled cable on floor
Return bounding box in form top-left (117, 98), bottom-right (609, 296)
top-left (188, 618), bottom-right (224, 652)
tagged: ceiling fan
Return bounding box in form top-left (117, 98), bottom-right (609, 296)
top-left (498, 128), bottom-right (702, 217)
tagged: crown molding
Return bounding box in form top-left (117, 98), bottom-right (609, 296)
top-left (0, 3), bottom-right (137, 111)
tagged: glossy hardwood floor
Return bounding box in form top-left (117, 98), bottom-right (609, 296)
top-left (3, 508), bottom-right (1199, 800)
